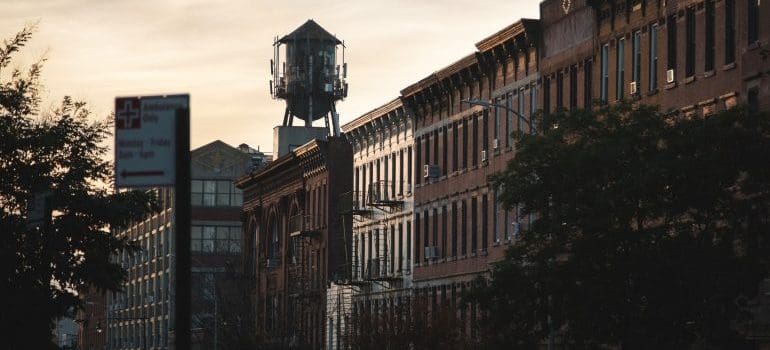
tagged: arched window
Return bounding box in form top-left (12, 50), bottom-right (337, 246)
top-left (267, 212), bottom-right (279, 260)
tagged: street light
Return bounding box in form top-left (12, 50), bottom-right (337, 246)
top-left (461, 98), bottom-right (531, 127)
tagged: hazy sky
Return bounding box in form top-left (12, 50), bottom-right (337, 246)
top-left (2, 0), bottom-right (539, 151)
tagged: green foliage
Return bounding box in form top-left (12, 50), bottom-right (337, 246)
top-left (0, 26), bottom-right (157, 349)
top-left (467, 103), bottom-right (770, 349)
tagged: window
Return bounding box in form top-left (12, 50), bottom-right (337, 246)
top-left (441, 205), bottom-right (447, 258)
top-left (424, 210), bottom-right (430, 261)
top-left (407, 146), bottom-right (412, 189)
top-left (649, 24), bottom-right (658, 91)
top-left (601, 44), bottom-right (609, 103)
top-left (433, 130), bottom-right (439, 170)
top-left (192, 225), bottom-right (241, 253)
top-left (569, 65), bottom-right (578, 110)
top-left (432, 208), bottom-right (438, 257)
top-left (481, 194), bottom-right (488, 249)
top-left (518, 88), bottom-right (526, 133)
top-left (415, 139), bottom-right (421, 185)
top-left (493, 190), bottom-right (500, 243)
top-left (617, 37), bottom-right (625, 100)
top-left (725, 0), bottom-right (736, 64)
top-left (556, 71), bottom-right (564, 108)
top-left (471, 197), bottom-right (478, 253)
top-left (451, 201), bottom-right (458, 256)
top-left (399, 150), bottom-right (404, 194)
top-left (482, 109), bottom-right (489, 152)
top-left (686, 7), bottom-right (695, 77)
top-left (191, 180), bottom-right (242, 207)
top-left (461, 200), bottom-right (467, 255)
top-left (705, 0), bottom-right (715, 72)
top-left (462, 119), bottom-right (468, 169)
top-left (493, 98), bottom-right (500, 142)
top-left (506, 93), bottom-right (514, 146)
top-left (391, 153), bottom-right (396, 196)
top-left (406, 220), bottom-right (412, 266)
top-left (749, 0), bottom-right (759, 44)
top-left (398, 223), bottom-right (403, 271)
top-left (472, 116), bottom-right (478, 166)
top-left (530, 84), bottom-right (537, 132)
top-left (632, 30), bottom-right (642, 92)
top-left (452, 124), bottom-right (458, 172)
top-left (390, 224), bottom-right (395, 273)
top-left (442, 126), bottom-right (448, 174)
top-left (583, 59), bottom-right (593, 108)
top-left (667, 14), bottom-right (677, 71)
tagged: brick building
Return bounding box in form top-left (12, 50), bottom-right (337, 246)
top-left (100, 140), bottom-right (258, 350)
top-left (400, 18), bottom-right (542, 323)
top-left (365, 0), bottom-right (769, 343)
top-left (327, 98), bottom-right (414, 349)
top-left (236, 137), bottom-right (352, 349)
top-left (77, 287), bottom-right (108, 350)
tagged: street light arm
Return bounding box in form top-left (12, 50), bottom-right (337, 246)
top-left (460, 99), bottom-right (531, 127)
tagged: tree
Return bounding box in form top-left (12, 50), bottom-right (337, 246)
top-left (467, 103), bottom-right (770, 349)
top-left (0, 26), bottom-right (157, 349)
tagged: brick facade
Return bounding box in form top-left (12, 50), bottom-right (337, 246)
top-left (237, 137), bottom-right (352, 349)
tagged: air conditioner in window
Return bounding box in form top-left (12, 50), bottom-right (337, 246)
top-left (666, 69), bottom-right (675, 84)
top-left (481, 150), bottom-right (488, 162)
top-left (493, 138), bottom-right (499, 150)
top-left (423, 164), bottom-right (439, 179)
top-left (424, 246), bottom-right (439, 260)
top-left (629, 81), bottom-right (638, 95)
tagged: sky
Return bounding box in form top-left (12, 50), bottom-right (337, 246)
top-left (2, 0), bottom-right (539, 152)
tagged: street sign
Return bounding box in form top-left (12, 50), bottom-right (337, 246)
top-left (114, 94), bottom-right (189, 188)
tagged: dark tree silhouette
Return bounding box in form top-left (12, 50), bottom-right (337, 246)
top-left (467, 103), bottom-right (770, 349)
top-left (0, 26), bottom-right (157, 349)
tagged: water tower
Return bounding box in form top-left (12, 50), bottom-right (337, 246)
top-left (270, 20), bottom-right (348, 157)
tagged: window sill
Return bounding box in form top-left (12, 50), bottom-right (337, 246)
top-left (470, 252), bottom-right (477, 258)
top-left (493, 148), bottom-right (501, 156)
top-left (723, 62), bottom-right (736, 71)
top-left (665, 81), bottom-right (677, 90)
top-left (646, 88), bottom-right (659, 96)
top-left (703, 70), bottom-right (715, 78)
top-left (684, 76), bottom-right (696, 84)
top-left (747, 42), bottom-right (761, 51)
top-left (492, 241), bottom-right (501, 247)
top-left (480, 249), bottom-right (488, 256)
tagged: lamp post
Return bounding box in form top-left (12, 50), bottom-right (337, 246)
top-left (461, 98), bottom-right (556, 350)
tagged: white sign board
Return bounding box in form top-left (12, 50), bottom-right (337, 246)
top-left (115, 94), bottom-right (188, 188)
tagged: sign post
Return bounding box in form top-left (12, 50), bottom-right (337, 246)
top-left (115, 94), bottom-right (190, 350)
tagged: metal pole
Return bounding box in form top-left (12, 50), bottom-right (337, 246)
top-left (175, 106), bottom-right (192, 350)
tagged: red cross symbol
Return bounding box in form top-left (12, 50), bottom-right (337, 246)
top-left (115, 98), bottom-right (141, 129)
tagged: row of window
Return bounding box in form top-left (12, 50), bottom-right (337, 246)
top-left (414, 86), bottom-right (537, 185)
top-left (354, 147), bottom-right (413, 204)
top-left (599, 0), bottom-right (756, 102)
top-left (413, 195), bottom-right (533, 262)
top-left (191, 225), bottom-right (241, 253)
top-left (353, 220), bottom-right (412, 279)
top-left (191, 179), bottom-right (243, 207)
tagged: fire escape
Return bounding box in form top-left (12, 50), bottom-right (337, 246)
top-left (286, 212), bottom-right (322, 348)
top-left (329, 180), bottom-right (407, 349)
